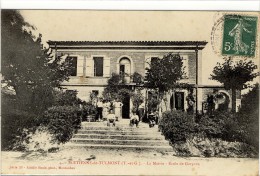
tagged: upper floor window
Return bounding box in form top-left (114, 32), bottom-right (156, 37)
top-left (119, 57), bottom-right (131, 76)
top-left (182, 55), bottom-right (189, 78)
top-left (93, 57), bottom-right (104, 77)
top-left (67, 56), bottom-right (77, 76)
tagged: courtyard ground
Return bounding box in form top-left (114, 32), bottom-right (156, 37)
top-left (1, 146), bottom-right (259, 175)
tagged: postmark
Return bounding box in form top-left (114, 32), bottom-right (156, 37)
top-left (222, 15), bottom-right (258, 57)
top-left (211, 13), bottom-right (259, 58)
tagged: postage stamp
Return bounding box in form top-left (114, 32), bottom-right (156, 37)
top-left (222, 15), bottom-right (258, 57)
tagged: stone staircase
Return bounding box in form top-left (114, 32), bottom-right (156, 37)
top-left (66, 119), bottom-right (173, 152)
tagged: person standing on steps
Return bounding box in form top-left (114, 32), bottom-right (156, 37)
top-left (113, 98), bottom-right (123, 121)
top-left (102, 99), bottom-right (109, 121)
top-left (96, 98), bottom-right (103, 121)
top-left (138, 101), bottom-right (145, 122)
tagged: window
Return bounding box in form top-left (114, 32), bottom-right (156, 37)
top-left (120, 65), bottom-right (125, 75)
top-left (94, 57), bottom-right (103, 77)
top-left (67, 57), bottom-right (77, 76)
top-left (119, 57), bottom-right (131, 75)
top-left (182, 55), bottom-right (189, 78)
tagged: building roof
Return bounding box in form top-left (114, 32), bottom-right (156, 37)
top-left (48, 41), bottom-right (208, 50)
top-left (48, 40), bottom-right (207, 46)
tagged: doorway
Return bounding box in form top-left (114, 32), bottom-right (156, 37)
top-left (175, 92), bottom-right (184, 111)
top-left (122, 94), bottom-right (130, 119)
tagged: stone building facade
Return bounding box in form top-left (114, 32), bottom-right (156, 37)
top-left (48, 41), bottom-right (240, 118)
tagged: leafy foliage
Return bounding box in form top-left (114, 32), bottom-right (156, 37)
top-left (103, 73), bottom-right (124, 100)
top-left (240, 83), bottom-right (259, 115)
top-left (159, 111), bottom-right (196, 143)
top-left (1, 102), bottom-right (38, 150)
top-left (211, 57), bottom-right (258, 90)
top-left (1, 10), bottom-right (72, 114)
top-left (81, 102), bottom-right (97, 121)
top-left (145, 53), bottom-right (185, 93)
top-left (131, 90), bottom-right (144, 112)
top-left (1, 10), bottom-right (79, 150)
top-left (131, 72), bottom-right (144, 85)
top-left (147, 90), bottom-right (160, 112)
top-left (159, 110), bottom-right (258, 157)
top-left (145, 53), bottom-right (186, 113)
top-left (53, 90), bottom-right (82, 106)
top-left (42, 106), bottom-right (82, 143)
top-left (199, 111), bottom-right (241, 141)
top-left (103, 72), bottom-right (144, 103)
top-left (237, 84), bottom-right (259, 149)
top-left (210, 57), bottom-right (258, 112)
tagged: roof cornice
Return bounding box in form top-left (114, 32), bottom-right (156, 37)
top-left (48, 40), bottom-right (207, 46)
top-left (47, 41), bottom-right (208, 50)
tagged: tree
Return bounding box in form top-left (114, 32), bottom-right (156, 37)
top-left (234, 84), bottom-right (259, 150)
top-left (102, 73), bottom-right (124, 101)
top-left (144, 53), bottom-right (186, 111)
top-left (1, 10), bottom-right (72, 113)
top-left (145, 53), bottom-right (185, 91)
top-left (131, 72), bottom-right (144, 85)
top-left (210, 57), bottom-right (258, 112)
top-left (103, 72), bottom-right (144, 113)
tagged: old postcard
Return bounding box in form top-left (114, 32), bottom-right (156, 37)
top-left (1, 10), bottom-right (259, 176)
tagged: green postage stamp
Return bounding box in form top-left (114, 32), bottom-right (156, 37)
top-left (222, 15), bottom-right (258, 57)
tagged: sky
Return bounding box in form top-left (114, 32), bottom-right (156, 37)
top-left (20, 10), bottom-right (259, 87)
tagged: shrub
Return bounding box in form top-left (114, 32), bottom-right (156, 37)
top-left (1, 107), bottom-right (37, 150)
top-left (82, 102), bottom-right (97, 121)
top-left (131, 90), bottom-right (144, 113)
top-left (236, 112), bottom-right (259, 151)
top-left (42, 106), bottom-right (82, 143)
top-left (198, 111), bottom-right (241, 142)
top-left (131, 72), bottom-right (143, 85)
top-left (237, 84), bottom-right (259, 150)
top-left (53, 90), bottom-right (82, 106)
top-left (159, 111), bottom-right (196, 143)
top-left (198, 115), bottom-right (224, 138)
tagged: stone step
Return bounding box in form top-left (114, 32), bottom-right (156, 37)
top-left (81, 125), bottom-right (157, 130)
top-left (70, 138), bottom-right (169, 146)
top-left (73, 134), bottom-right (165, 140)
top-left (76, 130), bottom-right (162, 136)
top-left (80, 126), bottom-right (159, 132)
top-left (81, 121), bottom-right (155, 128)
top-left (65, 143), bottom-right (173, 152)
top-left (69, 120), bottom-right (172, 153)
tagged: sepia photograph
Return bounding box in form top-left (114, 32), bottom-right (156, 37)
top-left (1, 9), bottom-right (259, 175)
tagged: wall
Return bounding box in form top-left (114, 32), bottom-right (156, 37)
top-left (57, 50), bottom-right (198, 86)
top-left (57, 49), bottom-right (202, 106)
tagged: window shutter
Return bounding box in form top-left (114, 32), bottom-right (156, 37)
top-left (103, 57), bottom-right (110, 77)
top-left (77, 55), bottom-right (84, 76)
top-left (144, 57), bottom-right (151, 75)
top-left (85, 57), bottom-right (93, 77)
top-left (182, 55), bottom-right (189, 78)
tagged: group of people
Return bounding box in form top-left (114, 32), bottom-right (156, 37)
top-left (95, 98), bottom-right (123, 125)
top-left (130, 101), bottom-right (159, 128)
top-left (95, 98), bottom-right (158, 128)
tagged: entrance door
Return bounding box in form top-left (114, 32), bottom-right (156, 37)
top-left (175, 92), bottom-right (184, 111)
top-left (122, 94), bottom-right (130, 119)
top-left (170, 94), bottom-right (174, 110)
